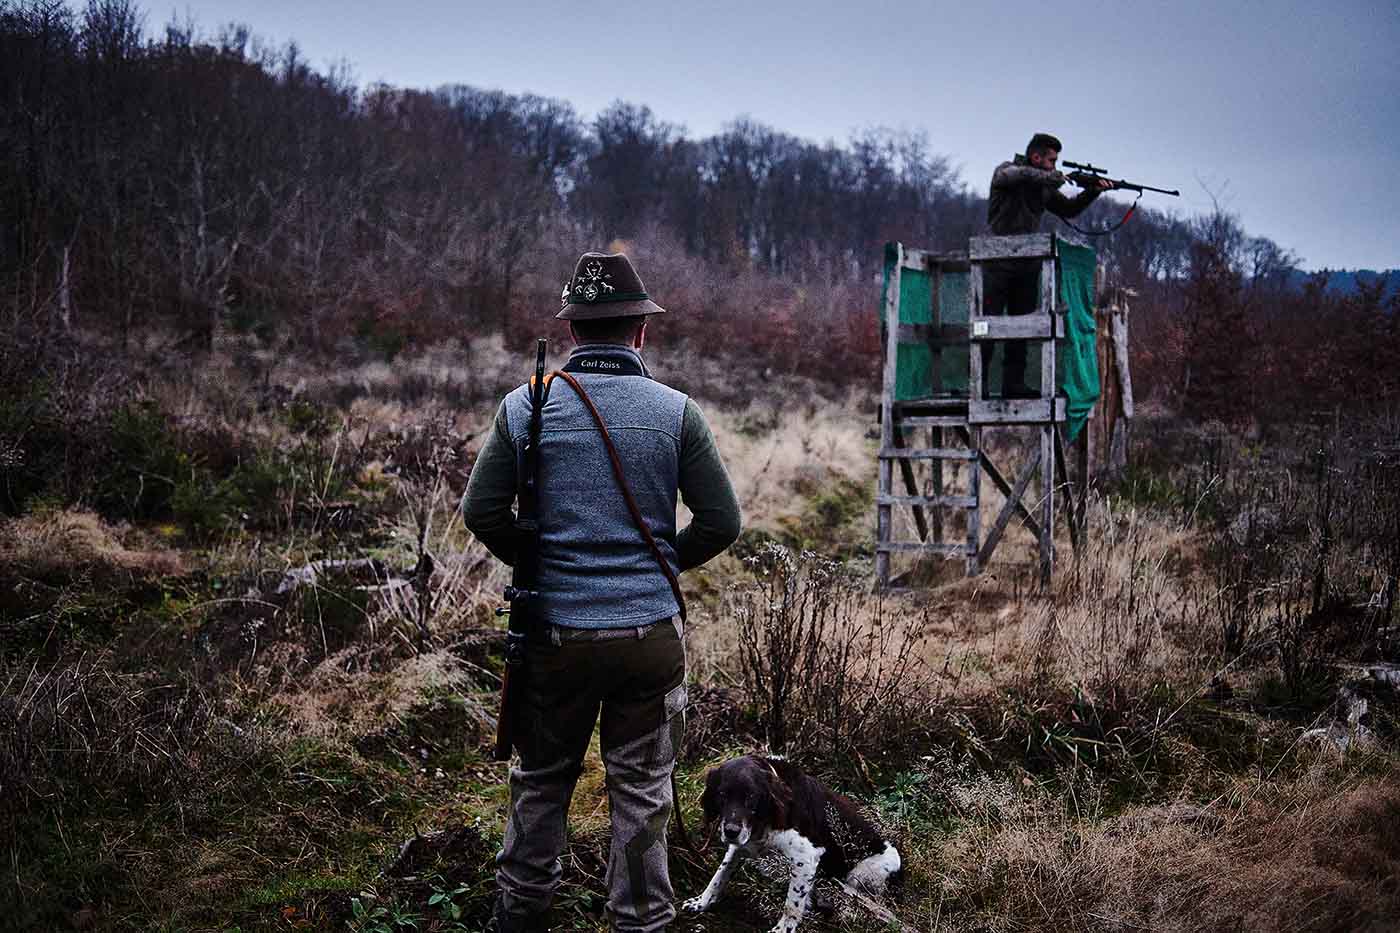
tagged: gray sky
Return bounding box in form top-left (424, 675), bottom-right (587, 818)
top-left (168, 0), bottom-right (1400, 271)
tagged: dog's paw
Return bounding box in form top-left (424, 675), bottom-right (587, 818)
top-left (682, 895), bottom-right (709, 913)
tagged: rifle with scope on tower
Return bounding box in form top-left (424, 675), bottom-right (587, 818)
top-left (1063, 160), bottom-right (1179, 198)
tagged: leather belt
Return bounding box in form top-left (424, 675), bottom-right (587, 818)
top-left (545, 616), bottom-right (673, 645)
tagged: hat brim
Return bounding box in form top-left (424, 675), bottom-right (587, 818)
top-left (555, 297), bottom-right (666, 321)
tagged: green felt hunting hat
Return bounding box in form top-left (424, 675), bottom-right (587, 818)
top-left (556, 251), bottom-right (667, 320)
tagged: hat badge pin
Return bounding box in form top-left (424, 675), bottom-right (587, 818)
top-left (563, 259), bottom-right (616, 305)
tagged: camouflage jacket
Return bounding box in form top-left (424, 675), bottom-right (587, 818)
top-left (987, 154), bottom-right (1100, 235)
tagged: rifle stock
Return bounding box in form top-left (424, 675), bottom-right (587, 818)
top-left (493, 338), bottom-right (549, 762)
top-left (493, 663), bottom-right (516, 760)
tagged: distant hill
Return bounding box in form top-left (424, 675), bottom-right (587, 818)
top-left (1289, 268), bottom-right (1399, 299)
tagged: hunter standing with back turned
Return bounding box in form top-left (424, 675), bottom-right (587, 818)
top-left (462, 251), bottom-right (742, 933)
top-left (983, 132), bottom-right (1113, 397)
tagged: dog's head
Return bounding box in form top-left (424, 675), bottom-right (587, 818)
top-left (699, 755), bottom-right (792, 848)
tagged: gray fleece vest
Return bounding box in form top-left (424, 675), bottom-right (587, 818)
top-left (503, 345), bottom-right (686, 628)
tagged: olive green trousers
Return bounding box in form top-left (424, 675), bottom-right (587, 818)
top-left (496, 618), bottom-right (686, 933)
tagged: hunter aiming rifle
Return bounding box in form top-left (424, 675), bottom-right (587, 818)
top-left (494, 338), bottom-right (549, 761)
top-left (1061, 159), bottom-right (1179, 235)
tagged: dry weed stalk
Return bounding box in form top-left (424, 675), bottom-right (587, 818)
top-left (732, 543), bottom-right (930, 770)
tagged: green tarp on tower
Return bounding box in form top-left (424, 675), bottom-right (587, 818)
top-left (1054, 240), bottom-right (1099, 441)
top-left (880, 238), bottom-right (1100, 440)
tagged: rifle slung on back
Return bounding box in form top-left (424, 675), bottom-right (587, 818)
top-left (494, 338), bottom-right (549, 762)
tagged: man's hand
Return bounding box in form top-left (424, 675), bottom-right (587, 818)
top-left (1065, 170), bottom-right (1116, 191)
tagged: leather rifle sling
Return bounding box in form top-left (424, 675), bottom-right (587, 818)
top-left (546, 370), bottom-right (687, 622)
top-left (545, 370), bottom-right (698, 855)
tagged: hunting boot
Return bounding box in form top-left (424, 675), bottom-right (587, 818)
top-left (487, 896), bottom-right (550, 933)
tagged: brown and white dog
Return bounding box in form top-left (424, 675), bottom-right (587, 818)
top-left (682, 755), bottom-right (902, 932)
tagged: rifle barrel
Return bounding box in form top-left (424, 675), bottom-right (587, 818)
top-left (1112, 178), bottom-right (1179, 197)
top-left (531, 339), bottom-right (547, 407)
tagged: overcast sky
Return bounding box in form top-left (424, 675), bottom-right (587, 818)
top-left (165, 0), bottom-right (1399, 271)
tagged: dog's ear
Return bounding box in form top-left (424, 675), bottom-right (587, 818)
top-left (765, 761), bottom-right (794, 831)
top-left (700, 767), bottom-right (722, 825)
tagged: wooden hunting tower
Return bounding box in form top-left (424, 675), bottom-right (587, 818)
top-left (876, 232), bottom-right (1105, 589)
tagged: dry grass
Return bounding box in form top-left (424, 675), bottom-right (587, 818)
top-left (0, 508), bottom-right (185, 581)
top-left (249, 648), bottom-right (486, 741)
top-left (924, 755), bottom-right (1400, 932)
top-left (1028, 500), bottom-right (1210, 692)
top-left (0, 652), bottom-right (233, 814)
top-left (697, 390), bottom-right (875, 532)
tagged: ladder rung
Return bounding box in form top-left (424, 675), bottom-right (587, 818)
top-left (878, 447), bottom-right (978, 461)
top-left (876, 542), bottom-right (974, 555)
top-left (895, 416), bottom-right (969, 428)
top-left (877, 494), bottom-right (977, 508)
top-left (894, 397), bottom-right (969, 413)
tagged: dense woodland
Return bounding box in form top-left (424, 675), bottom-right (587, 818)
top-left (2, 0), bottom-right (1398, 418)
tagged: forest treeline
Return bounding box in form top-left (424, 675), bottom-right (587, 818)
top-left (3, 0), bottom-right (1397, 419)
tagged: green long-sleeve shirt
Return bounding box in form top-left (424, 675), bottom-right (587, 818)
top-left (460, 395), bottom-right (741, 571)
top-left (988, 154), bottom-right (1101, 235)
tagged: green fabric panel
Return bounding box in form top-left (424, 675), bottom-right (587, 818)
top-left (899, 264), bottom-right (932, 325)
top-left (896, 343), bottom-right (933, 400)
top-left (1055, 240), bottom-right (1100, 441)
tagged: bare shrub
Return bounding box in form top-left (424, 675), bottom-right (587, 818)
top-left (1124, 409), bottom-right (1400, 678)
top-left (731, 543), bottom-right (930, 771)
top-left (0, 332), bottom-right (138, 515)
